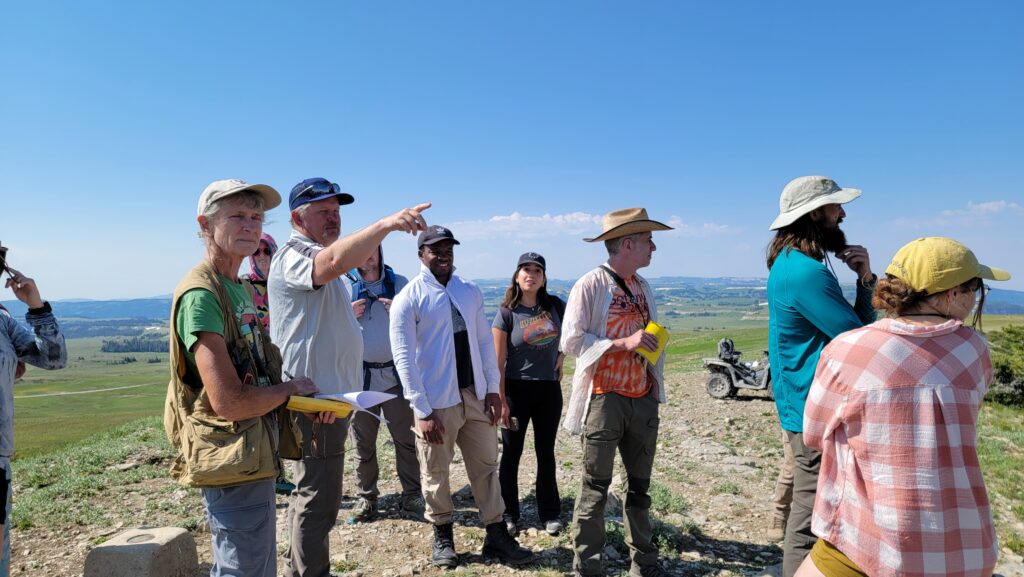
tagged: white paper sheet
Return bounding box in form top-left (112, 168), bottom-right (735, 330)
top-left (316, 391), bottom-right (396, 423)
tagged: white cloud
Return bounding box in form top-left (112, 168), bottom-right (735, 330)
top-left (940, 200), bottom-right (1024, 218)
top-left (888, 199), bottom-right (1024, 228)
top-left (664, 216), bottom-right (736, 237)
top-left (451, 212), bottom-right (601, 240)
top-left (451, 212), bottom-right (735, 240)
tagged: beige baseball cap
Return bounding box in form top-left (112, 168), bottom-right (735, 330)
top-left (769, 176), bottom-right (861, 230)
top-left (197, 179), bottom-right (281, 216)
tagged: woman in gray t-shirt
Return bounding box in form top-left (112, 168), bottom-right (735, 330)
top-left (492, 252), bottom-right (566, 537)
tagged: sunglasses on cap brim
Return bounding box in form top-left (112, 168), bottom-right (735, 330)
top-left (297, 180), bottom-right (343, 199)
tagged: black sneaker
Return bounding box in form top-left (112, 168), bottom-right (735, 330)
top-left (431, 523), bottom-right (458, 568)
top-left (482, 522), bottom-right (535, 565)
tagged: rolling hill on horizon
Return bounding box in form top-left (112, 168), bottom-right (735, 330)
top-left (4, 278), bottom-right (1024, 319)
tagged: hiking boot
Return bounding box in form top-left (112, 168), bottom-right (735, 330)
top-left (349, 497), bottom-right (377, 523)
top-left (431, 523), bottom-right (458, 568)
top-left (629, 562), bottom-right (670, 577)
top-left (543, 519), bottom-right (564, 536)
top-left (400, 493), bottom-right (426, 521)
top-left (766, 515), bottom-right (786, 542)
top-left (482, 522), bottom-right (535, 565)
top-left (503, 513), bottom-right (519, 537)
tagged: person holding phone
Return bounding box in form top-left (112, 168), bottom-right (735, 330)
top-left (491, 252), bottom-right (566, 537)
top-left (765, 176), bottom-right (877, 577)
top-left (0, 252), bottom-right (67, 577)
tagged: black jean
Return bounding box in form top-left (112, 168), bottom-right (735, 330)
top-left (499, 378), bottom-right (563, 523)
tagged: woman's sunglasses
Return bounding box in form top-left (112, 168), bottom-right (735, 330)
top-left (253, 247), bottom-right (273, 256)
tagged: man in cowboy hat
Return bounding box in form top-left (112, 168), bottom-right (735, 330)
top-left (765, 175), bottom-right (876, 577)
top-left (561, 207), bottom-right (673, 577)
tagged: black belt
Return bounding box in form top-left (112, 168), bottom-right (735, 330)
top-left (363, 360), bottom-right (395, 369)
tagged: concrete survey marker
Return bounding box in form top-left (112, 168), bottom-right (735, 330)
top-left (84, 527), bottom-right (197, 577)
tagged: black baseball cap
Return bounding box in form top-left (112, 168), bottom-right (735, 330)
top-left (517, 252), bottom-right (546, 271)
top-left (417, 225), bottom-right (460, 248)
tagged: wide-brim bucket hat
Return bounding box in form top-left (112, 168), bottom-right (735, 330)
top-left (769, 175), bottom-right (861, 230)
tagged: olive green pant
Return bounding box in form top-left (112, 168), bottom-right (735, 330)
top-left (572, 392), bottom-right (660, 575)
top-left (783, 430), bottom-right (821, 577)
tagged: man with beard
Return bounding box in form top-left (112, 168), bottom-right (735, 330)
top-left (390, 225), bottom-right (534, 569)
top-left (766, 176), bottom-right (876, 577)
top-left (270, 177), bottom-right (429, 577)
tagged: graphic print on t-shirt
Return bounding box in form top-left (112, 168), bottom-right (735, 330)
top-left (231, 293), bottom-right (270, 387)
top-left (521, 311), bottom-right (559, 347)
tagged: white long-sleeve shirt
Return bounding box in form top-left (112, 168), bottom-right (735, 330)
top-left (560, 265), bottom-right (665, 435)
top-left (390, 264), bottom-right (500, 419)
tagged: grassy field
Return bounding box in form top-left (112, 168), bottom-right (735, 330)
top-left (12, 314), bottom-right (1023, 458)
top-left (13, 337), bottom-right (168, 458)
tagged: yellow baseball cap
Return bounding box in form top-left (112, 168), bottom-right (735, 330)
top-left (885, 237), bottom-right (1010, 295)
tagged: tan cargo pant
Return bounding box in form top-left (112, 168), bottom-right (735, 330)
top-left (415, 388), bottom-right (504, 526)
top-left (772, 427), bottom-right (795, 520)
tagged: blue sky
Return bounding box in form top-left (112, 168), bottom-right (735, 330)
top-left (2, 1), bottom-right (1021, 300)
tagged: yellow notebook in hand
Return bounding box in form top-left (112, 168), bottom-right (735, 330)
top-left (286, 396), bottom-right (354, 418)
top-left (636, 321), bottom-right (669, 365)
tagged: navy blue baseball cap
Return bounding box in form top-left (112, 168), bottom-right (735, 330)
top-left (288, 178), bottom-right (355, 211)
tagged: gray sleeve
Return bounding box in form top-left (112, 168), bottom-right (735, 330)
top-left (491, 308), bottom-right (511, 332)
top-left (4, 308), bottom-right (67, 370)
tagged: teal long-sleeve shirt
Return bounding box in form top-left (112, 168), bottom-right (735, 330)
top-left (768, 249), bottom-right (876, 432)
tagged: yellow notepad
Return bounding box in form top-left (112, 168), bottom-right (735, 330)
top-left (636, 321), bottom-right (669, 365)
top-left (286, 396), bottom-right (354, 417)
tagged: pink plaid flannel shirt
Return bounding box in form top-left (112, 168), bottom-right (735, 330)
top-left (804, 318), bottom-right (998, 577)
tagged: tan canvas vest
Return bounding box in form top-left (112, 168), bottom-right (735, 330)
top-left (164, 261), bottom-right (301, 488)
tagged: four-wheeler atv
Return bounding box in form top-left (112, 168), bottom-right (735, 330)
top-left (701, 338), bottom-right (771, 399)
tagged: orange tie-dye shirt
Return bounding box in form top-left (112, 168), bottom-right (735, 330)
top-left (592, 275), bottom-right (652, 397)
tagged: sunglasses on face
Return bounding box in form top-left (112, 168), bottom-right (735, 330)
top-left (253, 247), bottom-right (273, 256)
top-left (296, 180), bottom-right (342, 201)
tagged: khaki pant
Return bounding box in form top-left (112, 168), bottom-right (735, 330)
top-left (772, 427), bottom-right (795, 520)
top-left (349, 384), bottom-right (421, 499)
top-left (572, 392), bottom-right (660, 575)
top-left (415, 388), bottom-right (504, 526)
top-left (783, 430), bottom-right (821, 577)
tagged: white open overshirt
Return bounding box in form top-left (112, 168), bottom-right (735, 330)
top-left (390, 264), bottom-right (501, 419)
top-left (560, 265), bottom-right (666, 435)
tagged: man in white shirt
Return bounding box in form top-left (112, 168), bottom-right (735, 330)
top-left (269, 177), bottom-right (428, 577)
top-left (390, 225), bottom-right (534, 569)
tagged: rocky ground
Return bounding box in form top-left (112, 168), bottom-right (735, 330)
top-left (11, 372), bottom-right (1024, 576)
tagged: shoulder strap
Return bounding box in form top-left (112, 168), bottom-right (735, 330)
top-left (382, 266), bottom-right (397, 300)
top-left (600, 265), bottom-right (634, 300)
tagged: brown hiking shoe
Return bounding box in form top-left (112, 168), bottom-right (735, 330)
top-left (766, 515), bottom-right (786, 541)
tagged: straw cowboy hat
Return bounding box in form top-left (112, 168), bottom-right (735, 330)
top-left (583, 208), bottom-right (674, 242)
top-left (769, 175), bottom-right (861, 231)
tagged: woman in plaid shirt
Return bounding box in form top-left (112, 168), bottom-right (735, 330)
top-left (797, 237), bottom-right (1010, 577)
